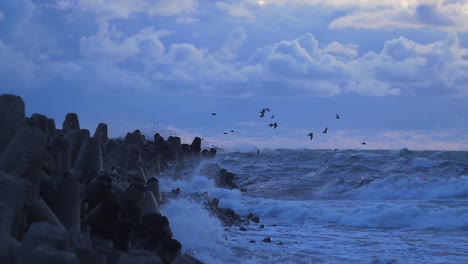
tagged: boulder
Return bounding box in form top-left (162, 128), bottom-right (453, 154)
top-left (0, 94), bottom-right (25, 154)
top-left (62, 113), bottom-right (80, 132)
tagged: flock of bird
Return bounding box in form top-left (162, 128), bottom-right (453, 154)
top-left (211, 108), bottom-right (367, 146)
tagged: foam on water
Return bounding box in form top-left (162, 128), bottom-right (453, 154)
top-left (161, 198), bottom-right (233, 263)
top-left (158, 149), bottom-right (468, 263)
top-left (358, 175), bottom-right (468, 200)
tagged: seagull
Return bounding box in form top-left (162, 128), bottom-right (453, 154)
top-left (271, 115), bottom-right (275, 119)
top-left (269, 123), bottom-right (278, 129)
top-left (323, 127), bottom-right (328, 133)
top-left (336, 113), bottom-right (340, 119)
top-left (212, 113), bottom-right (216, 116)
top-left (266, 108), bottom-right (270, 112)
top-left (224, 132), bottom-right (227, 135)
top-left (260, 109), bottom-right (266, 118)
top-left (308, 132), bottom-right (314, 140)
top-left (230, 130), bottom-right (235, 132)
top-left (361, 142), bottom-right (367, 145)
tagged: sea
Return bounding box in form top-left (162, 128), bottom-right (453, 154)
top-left (159, 149), bottom-right (468, 264)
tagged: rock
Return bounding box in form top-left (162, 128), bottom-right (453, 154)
top-left (50, 171), bottom-right (81, 231)
top-left (28, 197), bottom-right (65, 229)
top-left (157, 239), bottom-right (182, 264)
top-left (62, 113), bottom-right (80, 132)
top-left (124, 130), bottom-right (145, 146)
top-left (140, 191), bottom-right (161, 216)
top-left (119, 183), bottom-right (146, 207)
top-left (146, 177), bottom-right (163, 203)
top-left (249, 240), bottom-right (255, 243)
top-left (259, 224), bottom-right (264, 229)
top-left (76, 249), bottom-right (107, 264)
top-left (17, 222), bottom-right (78, 264)
top-left (251, 216), bottom-right (260, 223)
top-left (239, 226), bottom-right (247, 231)
top-left (171, 254), bottom-right (204, 264)
top-left (74, 137), bottom-right (103, 183)
top-left (117, 250), bottom-right (163, 264)
top-left (0, 124), bottom-right (46, 199)
top-left (93, 123), bottom-right (109, 143)
top-left (29, 113), bottom-right (50, 138)
top-left (0, 171), bottom-right (31, 238)
top-left (64, 129), bottom-right (84, 169)
top-left (84, 174), bottom-right (115, 211)
top-left (47, 118), bottom-right (56, 136)
top-left (0, 236), bottom-right (20, 264)
top-left (0, 94), bottom-right (25, 154)
top-left (190, 137), bottom-right (202, 154)
top-left (127, 145), bottom-right (141, 171)
top-left (262, 237), bottom-right (271, 243)
top-left (83, 199), bottom-right (122, 229)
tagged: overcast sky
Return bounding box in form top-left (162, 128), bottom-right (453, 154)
top-left (1, 0), bottom-right (467, 150)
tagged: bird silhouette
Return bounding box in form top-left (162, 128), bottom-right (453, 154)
top-left (271, 115), bottom-right (275, 119)
top-left (223, 132), bottom-right (227, 135)
top-left (323, 127), bottom-right (328, 133)
top-left (212, 113), bottom-right (216, 116)
top-left (308, 132), bottom-right (314, 140)
top-left (361, 142), bottom-right (367, 145)
top-left (268, 122), bottom-right (278, 129)
top-left (260, 109), bottom-right (266, 118)
top-left (336, 113), bottom-right (340, 119)
top-left (230, 130), bottom-right (235, 132)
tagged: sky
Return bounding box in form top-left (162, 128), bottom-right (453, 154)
top-left (1, 0), bottom-right (468, 150)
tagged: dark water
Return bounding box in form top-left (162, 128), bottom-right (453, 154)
top-left (161, 149), bottom-right (468, 263)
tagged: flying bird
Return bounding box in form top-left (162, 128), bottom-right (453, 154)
top-left (223, 132), bottom-right (227, 135)
top-left (361, 142), bottom-right (367, 145)
top-left (336, 113), bottom-right (340, 119)
top-left (230, 130), bottom-right (235, 132)
top-left (211, 113), bottom-right (216, 116)
top-left (268, 122), bottom-right (278, 129)
top-left (308, 132), bottom-right (314, 140)
top-left (271, 115), bottom-right (275, 119)
top-left (322, 127), bottom-right (328, 133)
top-left (260, 109), bottom-right (266, 118)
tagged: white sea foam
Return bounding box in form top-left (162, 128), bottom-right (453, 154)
top-left (358, 175), bottom-right (468, 200)
top-left (162, 198), bottom-right (234, 263)
top-left (158, 149), bottom-right (468, 263)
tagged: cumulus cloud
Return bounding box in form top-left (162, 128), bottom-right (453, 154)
top-left (323, 41), bottom-right (358, 58)
top-left (329, 1), bottom-right (468, 31)
top-left (2, 0), bottom-right (468, 98)
top-left (80, 23), bottom-right (166, 63)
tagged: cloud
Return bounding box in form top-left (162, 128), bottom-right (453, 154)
top-left (216, 1), bottom-right (255, 20)
top-left (0, 41), bottom-right (37, 89)
top-left (354, 33), bottom-right (468, 96)
top-left (215, 27), bottom-right (247, 61)
top-left (77, 0), bottom-right (197, 20)
top-left (329, 1), bottom-right (468, 31)
top-left (80, 24), bottom-right (166, 63)
top-left (323, 41), bottom-right (358, 58)
top-left (0, 10), bottom-right (4, 22)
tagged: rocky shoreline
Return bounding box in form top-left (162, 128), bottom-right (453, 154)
top-left (0, 93), bottom-right (243, 264)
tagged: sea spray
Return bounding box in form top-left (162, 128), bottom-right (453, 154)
top-left (161, 198), bottom-right (233, 263)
